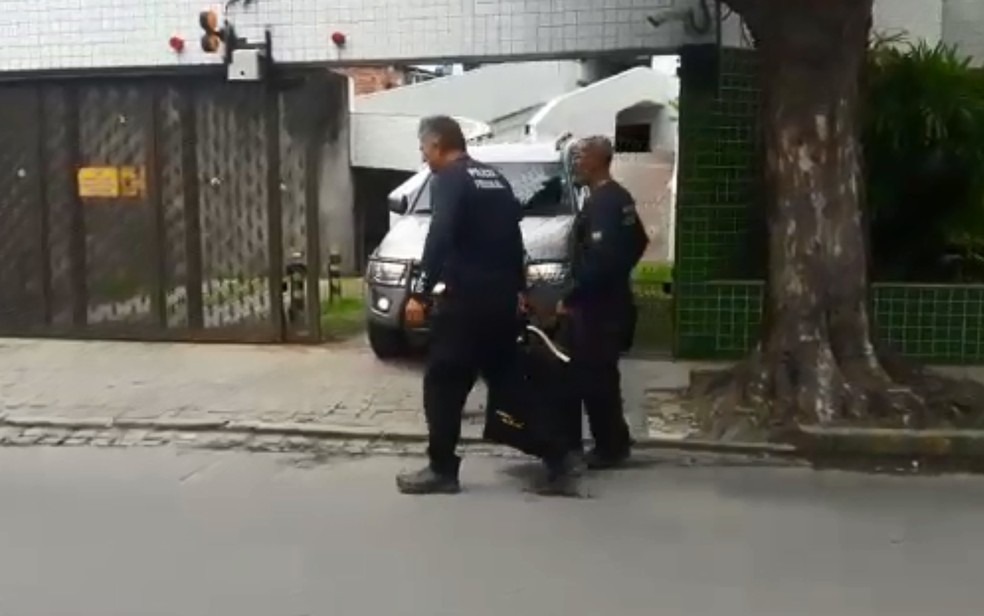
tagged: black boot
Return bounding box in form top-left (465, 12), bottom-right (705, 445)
top-left (584, 447), bottom-right (631, 470)
top-left (566, 449), bottom-right (587, 476)
top-left (396, 466), bottom-right (461, 495)
top-left (533, 453), bottom-right (581, 497)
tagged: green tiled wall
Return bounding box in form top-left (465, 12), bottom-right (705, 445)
top-left (674, 49), bottom-right (984, 364)
top-left (674, 48), bottom-right (765, 359)
top-left (675, 50), bottom-right (761, 285)
top-left (676, 282), bottom-right (763, 359)
top-left (874, 285), bottom-right (984, 362)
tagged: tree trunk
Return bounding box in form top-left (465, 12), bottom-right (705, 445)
top-left (701, 0), bottom-right (984, 438)
top-left (755, 0), bottom-right (884, 425)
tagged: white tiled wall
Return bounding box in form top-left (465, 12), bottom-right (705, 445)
top-left (870, 0), bottom-right (984, 64)
top-left (6, 0), bottom-right (978, 73)
top-left (877, 0), bottom-right (984, 64)
top-left (873, 0), bottom-right (943, 44)
top-left (1, 0), bottom-right (704, 72)
top-left (944, 0), bottom-right (984, 64)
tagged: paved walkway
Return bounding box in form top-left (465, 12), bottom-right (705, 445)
top-left (0, 337), bottom-right (697, 441)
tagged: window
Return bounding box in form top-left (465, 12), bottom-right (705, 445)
top-left (407, 177), bottom-right (432, 212)
top-left (615, 124), bottom-right (651, 153)
top-left (411, 161), bottom-right (573, 217)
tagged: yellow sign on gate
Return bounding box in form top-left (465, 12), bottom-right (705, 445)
top-left (77, 165), bottom-right (147, 199)
top-left (119, 166), bottom-right (146, 198)
top-left (77, 166), bottom-right (120, 198)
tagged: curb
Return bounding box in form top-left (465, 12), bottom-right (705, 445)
top-left (0, 414), bottom-right (796, 458)
top-left (5, 415), bottom-right (982, 463)
top-left (633, 438), bottom-right (795, 456)
top-left (794, 426), bottom-right (984, 460)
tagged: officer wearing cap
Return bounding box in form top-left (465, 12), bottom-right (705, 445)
top-left (396, 115), bottom-right (530, 495)
top-left (559, 136), bottom-right (649, 469)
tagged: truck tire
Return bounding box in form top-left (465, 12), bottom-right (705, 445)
top-left (368, 323), bottom-right (409, 360)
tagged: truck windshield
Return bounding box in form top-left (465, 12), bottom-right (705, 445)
top-left (410, 161), bottom-right (572, 216)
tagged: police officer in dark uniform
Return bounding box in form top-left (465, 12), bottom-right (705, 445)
top-left (559, 136), bottom-right (649, 470)
top-left (397, 116), bottom-right (573, 495)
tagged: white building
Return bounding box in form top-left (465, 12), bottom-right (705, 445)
top-left (352, 61), bottom-right (678, 171)
top-left (349, 60), bottom-right (680, 262)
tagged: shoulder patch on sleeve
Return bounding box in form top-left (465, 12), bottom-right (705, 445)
top-left (621, 203), bottom-right (639, 226)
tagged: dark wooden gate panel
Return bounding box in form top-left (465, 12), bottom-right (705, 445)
top-left (195, 83), bottom-right (280, 339)
top-left (0, 87), bottom-right (46, 329)
top-left (41, 85), bottom-right (81, 329)
top-left (77, 83), bottom-right (158, 329)
top-left (157, 85), bottom-right (191, 330)
top-left (0, 74), bottom-right (330, 343)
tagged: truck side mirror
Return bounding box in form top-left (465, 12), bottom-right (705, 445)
top-left (388, 194), bottom-right (409, 215)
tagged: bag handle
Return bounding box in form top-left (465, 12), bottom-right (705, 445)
top-left (522, 324), bottom-right (571, 364)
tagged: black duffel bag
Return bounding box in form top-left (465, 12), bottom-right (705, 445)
top-left (483, 324), bottom-right (573, 458)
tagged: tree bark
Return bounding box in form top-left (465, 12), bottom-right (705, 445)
top-left (702, 0), bottom-right (964, 437)
top-left (757, 0), bottom-right (881, 422)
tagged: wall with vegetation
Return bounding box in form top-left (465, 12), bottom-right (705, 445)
top-left (674, 45), bottom-right (984, 364)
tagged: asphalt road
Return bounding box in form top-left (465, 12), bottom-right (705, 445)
top-left (0, 447), bottom-right (982, 616)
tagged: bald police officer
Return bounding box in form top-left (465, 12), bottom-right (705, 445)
top-left (560, 136), bottom-right (649, 469)
top-left (397, 116), bottom-right (571, 495)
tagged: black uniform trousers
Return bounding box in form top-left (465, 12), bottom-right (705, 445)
top-left (560, 297), bottom-right (632, 457)
top-left (423, 294), bottom-right (519, 477)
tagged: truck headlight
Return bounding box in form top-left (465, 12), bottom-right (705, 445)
top-left (526, 261), bottom-right (568, 284)
top-left (367, 260), bottom-right (408, 287)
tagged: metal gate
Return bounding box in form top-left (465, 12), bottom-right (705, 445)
top-left (0, 72), bottom-right (335, 342)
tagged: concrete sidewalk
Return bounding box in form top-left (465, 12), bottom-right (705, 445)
top-left (0, 337), bottom-right (695, 441)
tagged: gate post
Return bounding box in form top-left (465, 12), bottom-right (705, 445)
top-left (304, 117), bottom-right (323, 342)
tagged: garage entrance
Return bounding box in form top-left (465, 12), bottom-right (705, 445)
top-left (0, 71), bottom-right (341, 343)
